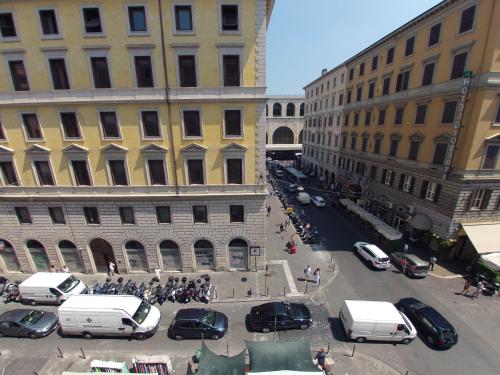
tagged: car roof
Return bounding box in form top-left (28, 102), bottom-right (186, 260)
top-left (313, 196), bottom-right (323, 200)
top-left (20, 272), bottom-right (72, 287)
top-left (404, 254), bottom-right (429, 265)
top-left (363, 244), bottom-right (388, 257)
top-left (0, 309), bottom-right (31, 322)
top-left (258, 302), bottom-right (286, 315)
top-left (420, 306), bottom-right (454, 330)
top-left (175, 308), bottom-right (206, 320)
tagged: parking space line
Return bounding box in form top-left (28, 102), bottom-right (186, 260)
top-left (267, 260), bottom-right (298, 294)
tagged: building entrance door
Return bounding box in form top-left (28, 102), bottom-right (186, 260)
top-left (89, 238), bottom-right (118, 273)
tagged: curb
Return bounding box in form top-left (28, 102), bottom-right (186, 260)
top-left (428, 272), bottom-right (469, 280)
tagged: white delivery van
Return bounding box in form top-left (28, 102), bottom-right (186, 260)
top-left (339, 300), bottom-right (417, 344)
top-left (297, 192), bottom-right (311, 204)
top-left (58, 295), bottom-right (161, 340)
top-left (19, 272), bottom-right (87, 305)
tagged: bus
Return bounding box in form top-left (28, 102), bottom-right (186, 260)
top-left (284, 167), bottom-right (307, 185)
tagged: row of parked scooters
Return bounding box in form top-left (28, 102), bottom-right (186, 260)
top-left (0, 277), bottom-right (22, 304)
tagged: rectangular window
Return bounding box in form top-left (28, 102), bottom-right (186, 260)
top-left (354, 113), bottom-right (359, 126)
top-left (378, 110), bottom-right (386, 125)
top-left (141, 110), bottom-right (160, 138)
top-left (83, 207), bottom-right (100, 224)
top-left (349, 68), bottom-right (354, 81)
top-left (402, 175), bottom-right (413, 192)
top-left (361, 137), bottom-right (368, 152)
top-left (408, 141), bottom-right (420, 161)
top-left (221, 4), bottom-right (238, 31)
top-left (178, 55), bottom-right (197, 87)
top-left (175, 5), bottom-right (192, 31)
top-left (34, 160), bottom-right (55, 186)
top-left (193, 205), bottom-right (208, 223)
top-left (99, 111), bottom-right (120, 138)
top-left (49, 58), bottom-right (70, 90)
top-left (384, 170), bottom-right (394, 186)
top-left (134, 55), bottom-right (153, 88)
top-left (90, 57), bottom-right (111, 88)
top-left (48, 207), bottom-right (65, 224)
top-left (128, 5), bottom-right (147, 32)
top-left (347, 90), bottom-right (352, 104)
top-left (482, 145), bottom-right (499, 169)
top-left (39, 9), bottom-right (59, 36)
top-left (338, 94), bottom-right (343, 105)
top-left (495, 105), bottom-right (500, 124)
top-left (183, 110), bottom-right (201, 137)
top-left (428, 23), bottom-right (441, 46)
top-left (365, 111), bottom-right (371, 126)
top-left (155, 206), bottom-right (171, 224)
top-left (359, 62), bottom-right (365, 76)
top-left (344, 114), bottom-right (349, 127)
top-left (0, 161), bottom-right (18, 186)
top-left (187, 159), bottom-right (204, 184)
top-left (450, 52), bottom-right (467, 80)
top-left (71, 160), bottom-right (92, 186)
top-left (422, 62), bottom-right (435, 86)
top-left (227, 158), bottom-right (243, 184)
top-left (368, 82), bottom-right (375, 99)
top-left (441, 101), bottom-right (457, 124)
top-left (389, 139), bottom-right (398, 157)
top-left (108, 160), bottom-right (128, 186)
top-left (223, 55), bottom-right (240, 86)
top-left (374, 138), bottom-right (381, 154)
top-left (395, 107), bottom-right (404, 125)
top-left (382, 77), bottom-right (390, 95)
top-left (82, 7), bottom-right (102, 34)
top-left (60, 112), bottom-right (81, 139)
top-left (15, 207), bottom-right (31, 224)
top-left (224, 110), bottom-right (243, 137)
top-left (370, 165), bottom-right (377, 179)
top-left (341, 136), bottom-right (347, 149)
top-left (147, 159), bottom-right (166, 185)
top-left (395, 70), bottom-right (410, 92)
top-left (8, 60), bottom-right (29, 91)
top-left (425, 182), bottom-right (438, 202)
top-left (386, 47), bottom-right (394, 65)
top-left (0, 12), bottom-right (16, 38)
top-left (371, 55), bottom-right (378, 71)
top-left (356, 86), bottom-right (362, 102)
top-left (119, 207), bottom-right (135, 225)
top-left (471, 190), bottom-right (485, 209)
top-left (22, 114), bottom-right (43, 140)
top-left (459, 5), bottom-right (475, 34)
top-left (229, 205), bottom-right (244, 223)
top-left (415, 104), bottom-right (427, 124)
top-left (350, 137), bottom-right (356, 150)
top-left (405, 36), bottom-right (415, 56)
top-left (433, 143), bottom-right (448, 165)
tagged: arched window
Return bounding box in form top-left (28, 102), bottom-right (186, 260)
top-left (125, 240), bottom-right (149, 271)
top-left (272, 103), bottom-right (282, 117)
top-left (300, 103), bottom-right (304, 116)
top-left (194, 239), bottom-right (215, 270)
top-left (266, 105), bottom-right (268, 117)
top-left (159, 240), bottom-right (182, 271)
top-left (58, 240), bottom-right (84, 273)
top-left (286, 103), bottom-right (295, 117)
top-left (272, 127), bottom-right (294, 144)
top-left (27, 240), bottom-right (50, 271)
top-left (228, 238), bottom-right (248, 269)
top-left (0, 239), bottom-right (21, 272)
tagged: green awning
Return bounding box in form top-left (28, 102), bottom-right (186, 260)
top-left (197, 342), bottom-right (246, 375)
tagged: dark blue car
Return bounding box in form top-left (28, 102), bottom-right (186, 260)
top-left (168, 308), bottom-right (228, 340)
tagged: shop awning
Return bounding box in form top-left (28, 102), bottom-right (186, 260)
top-left (197, 342), bottom-right (245, 375)
top-left (461, 223), bottom-right (500, 255)
top-left (374, 224), bottom-right (403, 241)
top-left (339, 198), bottom-right (355, 207)
top-left (410, 214), bottom-right (431, 231)
top-left (481, 253), bottom-right (500, 271)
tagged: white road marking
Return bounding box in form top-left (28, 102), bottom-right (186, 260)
top-left (267, 260), bottom-right (298, 294)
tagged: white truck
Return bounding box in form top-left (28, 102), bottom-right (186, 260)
top-left (19, 272), bottom-right (87, 305)
top-left (296, 192), bottom-right (311, 204)
top-left (58, 295), bottom-right (161, 340)
top-left (339, 300), bottom-right (417, 344)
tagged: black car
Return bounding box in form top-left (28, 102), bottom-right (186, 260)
top-left (0, 309), bottom-right (59, 338)
top-left (168, 308), bottom-right (228, 340)
top-left (248, 302), bottom-right (312, 333)
top-left (396, 298), bottom-right (458, 349)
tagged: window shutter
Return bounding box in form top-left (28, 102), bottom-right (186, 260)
top-left (433, 184), bottom-right (442, 203)
top-left (480, 190), bottom-right (492, 210)
top-left (466, 190), bottom-right (475, 210)
top-left (420, 180), bottom-right (429, 198)
top-left (389, 171), bottom-right (395, 186)
top-left (409, 177), bottom-right (415, 194)
top-left (381, 169), bottom-right (387, 183)
top-left (398, 174), bottom-right (406, 190)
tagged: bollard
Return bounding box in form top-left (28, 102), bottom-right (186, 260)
top-left (79, 347), bottom-right (86, 359)
top-left (304, 282), bottom-right (308, 294)
top-left (351, 344), bottom-right (356, 358)
top-left (247, 288), bottom-right (252, 297)
top-left (57, 346), bottom-right (64, 359)
top-left (266, 286), bottom-right (269, 297)
top-left (283, 286), bottom-right (286, 296)
top-left (333, 262), bottom-right (336, 273)
top-left (232, 288), bottom-right (235, 299)
top-left (327, 341), bottom-right (330, 353)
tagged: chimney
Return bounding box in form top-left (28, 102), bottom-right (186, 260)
top-left (321, 68), bottom-right (328, 76)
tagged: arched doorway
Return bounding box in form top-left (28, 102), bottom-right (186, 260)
top-left (27, 240), bottom-right (50, 272)
top-left (194, 239), bottom-right (215, 270)
top-left (228, 238), bottom-right (248, 270)
top-left (89, 238), bottom-right (117, 273)
top-left (58, 240), bottom-right (84, 273)
top-left (159, 240), bottom-right (182, 271)
top-left (298, 130), bottom-right (303, 144)
top-left (272, 127), bottom-right (294, 144)
top-left (0, 239), bottom-right (21, 272)
top-left (125, 240), bottom-right (149, 272)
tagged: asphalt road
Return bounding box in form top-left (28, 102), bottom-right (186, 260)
top-left (301, 188), bottom-right (500, 375)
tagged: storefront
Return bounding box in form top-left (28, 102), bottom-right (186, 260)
top-left (0, 240), bottom-right (21, 272)
top-left (194, 240), bottom-right (215, 270)
top-left (228, 238), bottom-right (248, 270)
top-left (58, 240), bottom-right (85, 273)
top-left (159, 240), bottom-right (182, 271)
top-left (125, 240), bottom-right (149, 272)
top-left (27, 240), bottom-right (50, 272)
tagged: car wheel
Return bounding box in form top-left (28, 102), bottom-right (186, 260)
top-left (355, 337), bottom-right (366, 343)
top-left (211, 334), bottom-right (220, 340)
top-left (261, 327), bottom-right (270, 333)
top-left (174, 334), bottom-right (184, 341)
top-left (135, 333), bottom-right (147, 341)
top-left (0, 332), bottom-right (4, 337)
top-left (299, 324), bottom-right (309, 330)
top-left (82, 332), bottom-right (93, 340)
top-left (30, 300), bottom-right (37, 306)
top-left (400, 338), bottom-right (411, 345)
top-left (426, 335), bottom-right (435, 345)
top-left (29, 333), bottom-right (38, 339)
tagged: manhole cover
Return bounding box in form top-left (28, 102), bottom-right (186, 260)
top-left (241, 277), bottom-right (247, 282)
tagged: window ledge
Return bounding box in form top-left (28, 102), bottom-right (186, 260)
top-left (41, 35), bottom-right (63, 40)
top-left (173, 31), bottom-right (195, 36)
top-left (0, 37), bottom-right (21, 43)
top-left (83, 33), bottom-right (106, 38)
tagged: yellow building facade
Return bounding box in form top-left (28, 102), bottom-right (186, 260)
top-left (0, 0), bottom-right (274, 273)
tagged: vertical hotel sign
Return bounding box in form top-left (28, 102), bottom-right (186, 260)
top-left (442, 70), bottom-right (472, 180)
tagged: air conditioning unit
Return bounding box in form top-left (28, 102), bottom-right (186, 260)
top-left (406, 205), bottom-right (416, 215)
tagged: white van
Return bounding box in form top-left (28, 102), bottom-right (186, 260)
top-left (19, 272), bottom-right (87, 305)
top-left (297, 192), bottom-right (311, 204)
top-left (58, 295), bottom-right (161, 340)
top-left (339, 300), bottom-right (417, 344)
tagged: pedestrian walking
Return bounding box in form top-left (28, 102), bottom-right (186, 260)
top-left (108, 261), bottom-right (115, 276)
top-left (474, 280), bottom-right (484, 298)
top-left (461, 279), bottom-right (471, 295)
top-left (313, 268), bottom-right (321, 286)
top-left (267, 205), bottom-right (271, 216)
top-left (403, 243), bottom-right (409, 253)
top-left (154, 266), bottom-right (161, 281)
top-left (304, 265), bottom-right (312, 281)
top-left (429, 256), bottom-right (437, 271)
top-left (401, 257), bottom-right (408, 275)
top-left (61, 265), bottom-right (70, 273)
top-left (279, 223), bottom-right (284, 233)
top-left (315, 348), bottom-right (331, 372)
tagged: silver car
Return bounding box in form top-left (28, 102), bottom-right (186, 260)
top-left (0, 309), bottom-right (59, 338)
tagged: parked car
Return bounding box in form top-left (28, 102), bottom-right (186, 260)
top-left (0, 309), bottom-right (59, 338)
top-left (390, 253), bottom-right (429, 278)
top-left (396, 298), bottom-right (458, 349)
top-left (296, 186), bottom-right (305, 192)
top-left (168, 308), bottom-right (228, 340)
top-left (296, 192), bottom-right (311, 204)
top-left (353, 242), bottom-right (391, 270)
top-left (248, 302), bottom-right (312, 333)
top-left (311, 196), bottom-right (326, 207)
top-left (286, 183), bottom-right (298, 192)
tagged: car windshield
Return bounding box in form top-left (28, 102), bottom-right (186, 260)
top-left (57, 275), bottom-right (80, 293)
top-left (20, 310), bottom-right (44, 325)
top-left (201, 310), bottom-right (216, 327)
top-left (132, 300), bottom-right (151, 325)
top-left (441, 329), bottom-right (456, 338)
top-left (283, 302), bottom-right (295, 318)
top-left (379, 257), bottom-right (390, 262)
top-left (415, 266), bottom-right (428, 271)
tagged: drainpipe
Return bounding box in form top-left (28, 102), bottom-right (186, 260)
top-left (158, 0), bottom-right (179, 195)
